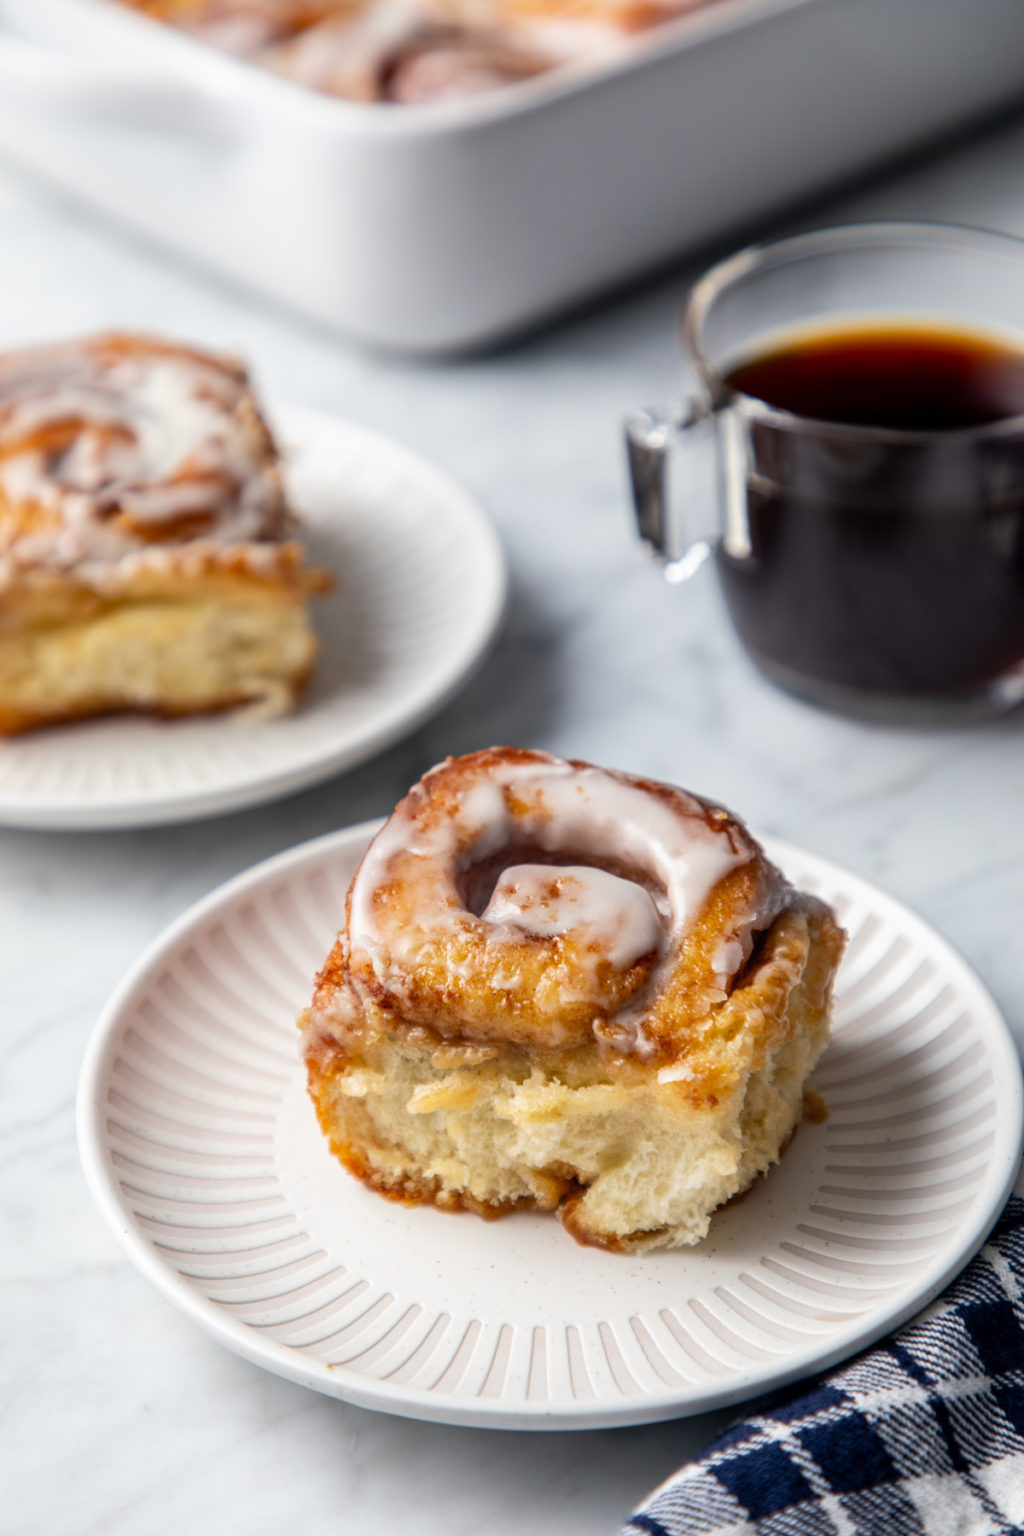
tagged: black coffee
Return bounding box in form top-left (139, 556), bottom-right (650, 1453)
top-left (716, 324), bottom-right (1024, 697)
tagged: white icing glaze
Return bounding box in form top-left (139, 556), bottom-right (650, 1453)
top-left (481, 863), bottom-right (662, 969)
top-left (711, 935), bottom-right (744, 989)
top-left (123, 0), bottom-right (700, 102)
top-left (186, 17), bottom-right (291, 54)
top-left (656, 1060), bottom-right (696, 1083)
top-left (350, 753), bottom-right (744, 960)
top-left (346, 751), bottom-right (771, 1039)
top-left (263, 0), bottom-right (428, 98)
top-left (0, 337), bottom-right (289, 580)
top-left (386, 41), bottom-right (542, 104)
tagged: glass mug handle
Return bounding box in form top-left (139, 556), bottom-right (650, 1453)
top-left (625, 402), bottom-right (724, 583)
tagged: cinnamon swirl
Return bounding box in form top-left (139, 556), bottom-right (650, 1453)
top-left (301, 748), bottom-right (845, 1252)
top-left (117, 0), bottom-right (715, 103)
top-left (0, 332), bottom-right (325, 735)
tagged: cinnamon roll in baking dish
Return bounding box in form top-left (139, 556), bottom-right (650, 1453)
top-left (0, 333), bottom-right (325, 735)
top-left (117, 0), bottom-right (714, 103)
top-left (301, 749), bottom-right (845, 1252)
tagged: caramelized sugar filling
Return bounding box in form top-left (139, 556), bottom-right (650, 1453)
top-left (457, 843), bottom-right (668, 920)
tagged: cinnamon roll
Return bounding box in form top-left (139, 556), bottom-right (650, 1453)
top-left (301, 748), bottom-right (845, 1252)
top-left (0, 332), bottom-right (326, 735)
top-left (116, 0), bottom-right (715, 103)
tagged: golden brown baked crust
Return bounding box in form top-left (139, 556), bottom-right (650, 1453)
top-left (0, 331), bottom-right (326, 734)
top-left (301, 748), bottom-right (846, 1252)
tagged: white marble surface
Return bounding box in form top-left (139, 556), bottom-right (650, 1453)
top-left (3, 97), bottom-right (1024, 1536)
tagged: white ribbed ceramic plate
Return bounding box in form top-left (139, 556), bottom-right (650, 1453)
top-left (0, 409), bottom-right (505, 829)
top-left (78, 826), bottom-right (1023, 1430)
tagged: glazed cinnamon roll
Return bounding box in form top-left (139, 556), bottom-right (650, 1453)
top-left (301, 748), bottom-right (845, 1252)
top-left (0, 332), bottom-right (325, 735)
top-left (116, 0), bottom-right (715, 103)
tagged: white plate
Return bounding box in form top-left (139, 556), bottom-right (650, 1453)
top-left (78, 825), bottom-right (1023, 1430)
top-left (0, 408), bottom-right (505, 829)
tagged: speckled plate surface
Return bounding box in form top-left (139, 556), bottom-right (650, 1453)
top-left (78, 825), bottom-right (1023, 1430)
top-left (0, 408), bottom-right (505, 829)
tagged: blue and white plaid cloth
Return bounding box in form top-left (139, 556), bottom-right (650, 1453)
top-left (624, 1194), bottom-right (1024, 1536)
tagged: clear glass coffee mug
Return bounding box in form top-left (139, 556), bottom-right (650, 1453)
top-left (626, 222), bottom-right (1024, 720)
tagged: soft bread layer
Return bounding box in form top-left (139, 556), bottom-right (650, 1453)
top-left (0, 585), bottom-right (317, 733)
top-left (304, 900), bottom-right (842, 1252)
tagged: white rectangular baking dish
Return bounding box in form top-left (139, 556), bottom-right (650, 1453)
top-left (1, 0), bottom-right (1024, 353)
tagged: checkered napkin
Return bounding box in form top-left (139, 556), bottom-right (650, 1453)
top-left (623, 1193), bottom-right (1024, 1536)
